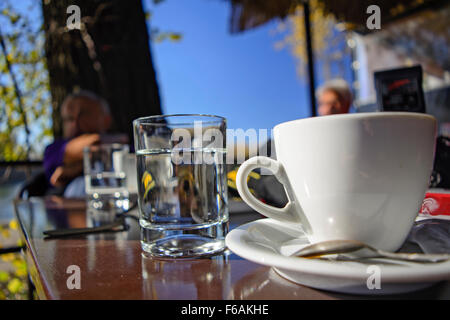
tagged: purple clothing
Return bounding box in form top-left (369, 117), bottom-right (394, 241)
top-left (43, 139), bottom-right (68, 183)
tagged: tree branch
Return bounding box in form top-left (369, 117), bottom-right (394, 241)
top-left (0, 26), bottom-right (31, 160)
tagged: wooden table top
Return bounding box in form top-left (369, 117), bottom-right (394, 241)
top-left (14, 197), bottom-right (450, 300)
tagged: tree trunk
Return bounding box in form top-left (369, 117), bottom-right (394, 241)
top-left (42, 0), bottom-right (162, 141)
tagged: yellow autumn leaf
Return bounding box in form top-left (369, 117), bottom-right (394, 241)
top-left (9, 219), bottom-right (18, 230)
top-left (141, 171), bottom-right (153, 188)
top-left (7, 278), bottom-right (23, 294)
top-left (248, 171), bottom-right (261, 180)
top-left (168, 33), bottom-right (182, 41)
top-left (227, 170), bottom-right (237, 181)
top-left (0, 271), bottom-right (9, 282)
top-left (1, 253), bottom-right (15, 262)
top-left (15, 268), bottom-right (27, 278)
top-left (142, 171), bottom-right (156, 199)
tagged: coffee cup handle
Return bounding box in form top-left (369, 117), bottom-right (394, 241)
top-left (236, 156), bottom-right (306, 225)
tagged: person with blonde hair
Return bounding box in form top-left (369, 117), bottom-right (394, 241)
top-left (317, 79), bottom-right (353, 116)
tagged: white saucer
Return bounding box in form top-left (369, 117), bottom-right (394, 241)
top-left (225, 218), bottom-right (450, 295)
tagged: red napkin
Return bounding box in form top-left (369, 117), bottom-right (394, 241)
top-left (421, 190), bottom-right (450, 216)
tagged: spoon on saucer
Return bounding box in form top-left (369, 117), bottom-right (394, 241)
top-left (291, 239), bottom-right (450, 263)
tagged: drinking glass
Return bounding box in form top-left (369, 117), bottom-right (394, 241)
top-left (133, 114), bottom-right (229, 258)
top-left (83, 143), bottom-right (130, 213)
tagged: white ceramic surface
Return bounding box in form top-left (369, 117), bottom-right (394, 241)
top-left (225, 218), bottom-right (450, 295)
top-left (236, 112), bottom-right (437, 252)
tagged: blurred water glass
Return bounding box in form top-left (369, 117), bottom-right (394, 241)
top-left (124, 152), bottom-right (138, 195)
top-left (83, 144), bottom-right (130, 213)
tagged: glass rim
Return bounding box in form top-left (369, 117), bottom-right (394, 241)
top-left (133, 114), bottom-right (226, 126)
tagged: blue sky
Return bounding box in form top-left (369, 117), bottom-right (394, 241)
top-left (145, 0), bottom-right (314, 131)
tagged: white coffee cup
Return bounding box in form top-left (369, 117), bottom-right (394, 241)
top-left (236, 112), bottom-right (436, 252)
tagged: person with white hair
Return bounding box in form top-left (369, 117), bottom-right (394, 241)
top-left (317, 79), bottom-right (353, 116)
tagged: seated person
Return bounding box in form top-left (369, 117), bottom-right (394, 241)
top-left (317, 79), bottom-right (353, 116)
top-left (43, 91), bottom-right (127, 197)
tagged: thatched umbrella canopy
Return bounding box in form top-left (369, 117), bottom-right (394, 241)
top-left (228, 0), bottom-right (296, 34)
top-left (228, 0), bottom-right (447, 34)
